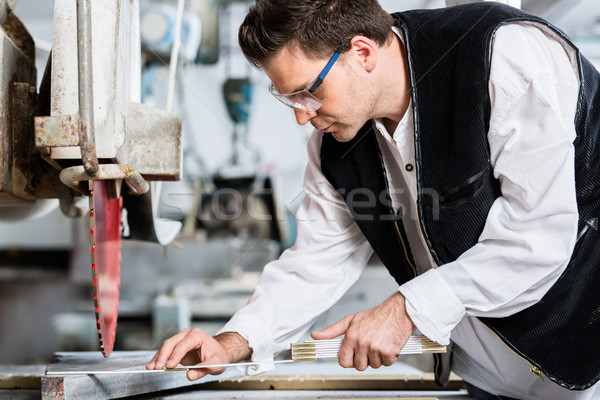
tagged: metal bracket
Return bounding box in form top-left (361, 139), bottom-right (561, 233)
top-left (59, 164), bottom-right (149, 197)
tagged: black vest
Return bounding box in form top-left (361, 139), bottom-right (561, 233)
top-left (320, 3), bottom-right (600, 391)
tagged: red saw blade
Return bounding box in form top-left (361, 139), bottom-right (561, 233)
top-left (89, 180), bottom-right (122, 357)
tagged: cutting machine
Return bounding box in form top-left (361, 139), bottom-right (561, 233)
top-left (0, 0), bottom-right (182, 357)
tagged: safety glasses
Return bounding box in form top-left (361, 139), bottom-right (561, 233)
top-left (269, 39), bottom-right (351, 112)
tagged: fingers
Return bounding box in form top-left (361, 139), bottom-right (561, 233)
top-left (330, 294), bottom-right (416, 372)
top-left (187, 368), bottom-right (207, 381)
top-left (146, 329), bottom-right (191, 370)
top-left (367, 348), bottom-right (383, 370)
top-left (382, 353), bottom-right (399, 367)
top-left (146, 328), bottom-right (232, 382)
top-left (195, 354), bottom-right (227, 376)
top-left (340, 335), bottom-right (384, 371)
top-left (185, 358), bottom-right (224, 381)
top-left (146, 328), bottom-right (207, 370)
top-left (337, 335), bottom-right (355, 369)
top-left (310, 314), bottom-right (354, 340)
top-left (353, 348), bottom-right (369, 371)
top-left (146, 353), bottom-right (158, 370)
top-left (334, 320), bottom-right (402, 371)
top-left (184, 350), bottom-right (229, 381)
top-left (340, 341), bottom-right (397, 370)
top-left (167, 330), bottom-right (209, 369)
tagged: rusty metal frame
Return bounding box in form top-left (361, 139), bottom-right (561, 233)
top-left (59, 164), bottom-right (149, 196)
top-left (34, 115), bottom-right (79, 148)
top-left (75, 0), bottom-right (99, 177)
top-left (0, 0), bottom-right (16, 25)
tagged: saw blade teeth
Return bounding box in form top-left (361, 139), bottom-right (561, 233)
top-left (89, 180), bottom-right (122, 358)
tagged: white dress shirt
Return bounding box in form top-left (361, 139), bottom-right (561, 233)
top-left (219, 22), bottom-right (598, 399)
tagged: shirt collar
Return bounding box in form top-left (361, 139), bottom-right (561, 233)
top-left (374, 26), bottom-right (411, 140)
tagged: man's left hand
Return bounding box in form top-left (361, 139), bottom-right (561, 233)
top-left (310, 292), bottom-right (415, 371)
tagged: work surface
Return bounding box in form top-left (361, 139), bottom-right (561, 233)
top-left (2, 351), bottom-right (473, 400)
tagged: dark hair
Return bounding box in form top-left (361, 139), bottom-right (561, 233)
top-left (239, 0), bottom-right (395, 69)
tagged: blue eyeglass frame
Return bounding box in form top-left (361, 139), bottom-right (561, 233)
top-left (307, 38), bottom-right (352, 94)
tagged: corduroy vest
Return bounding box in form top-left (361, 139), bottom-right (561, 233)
top-left (320, 2), bottom-right (600, 391)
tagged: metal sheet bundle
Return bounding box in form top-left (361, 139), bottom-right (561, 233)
top-left (291, 335), bottom-right (446, 362)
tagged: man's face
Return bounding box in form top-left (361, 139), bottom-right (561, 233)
top-left (264, 44), bottom-right (375, 143)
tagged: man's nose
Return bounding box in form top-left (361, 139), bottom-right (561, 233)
top-left (294, 108), bottom-right (317, 125)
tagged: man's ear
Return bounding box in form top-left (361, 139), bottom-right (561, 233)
top-left (349, 36), bottom-right (377, 72)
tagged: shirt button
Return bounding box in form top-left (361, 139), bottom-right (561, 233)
top-left (405, 164), bottom-right (414, 172)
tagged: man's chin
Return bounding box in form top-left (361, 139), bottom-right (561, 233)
top-left (330, 130), bottom-right (356, 143)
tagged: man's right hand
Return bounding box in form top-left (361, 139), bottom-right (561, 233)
top-left (145, 329), bottom-right (251, 381)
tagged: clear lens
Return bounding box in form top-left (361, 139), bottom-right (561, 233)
top-left (269, 83), bottom-right (327, 112)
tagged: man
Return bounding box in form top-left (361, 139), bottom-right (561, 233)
top-left (147, 1), bottom-right (600, 398)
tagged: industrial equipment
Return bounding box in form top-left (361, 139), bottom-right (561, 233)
top-left (0, 0), bottom-right (182, 357)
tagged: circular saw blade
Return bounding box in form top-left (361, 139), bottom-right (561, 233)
top-left (89, 180), bottom-right (122, 357)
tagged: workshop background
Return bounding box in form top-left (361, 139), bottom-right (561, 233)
top-left (1, 0), bottom-right (599, 382)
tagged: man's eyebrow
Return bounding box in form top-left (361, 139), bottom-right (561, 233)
top-left (286, 79), bottom-right (312, 94)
